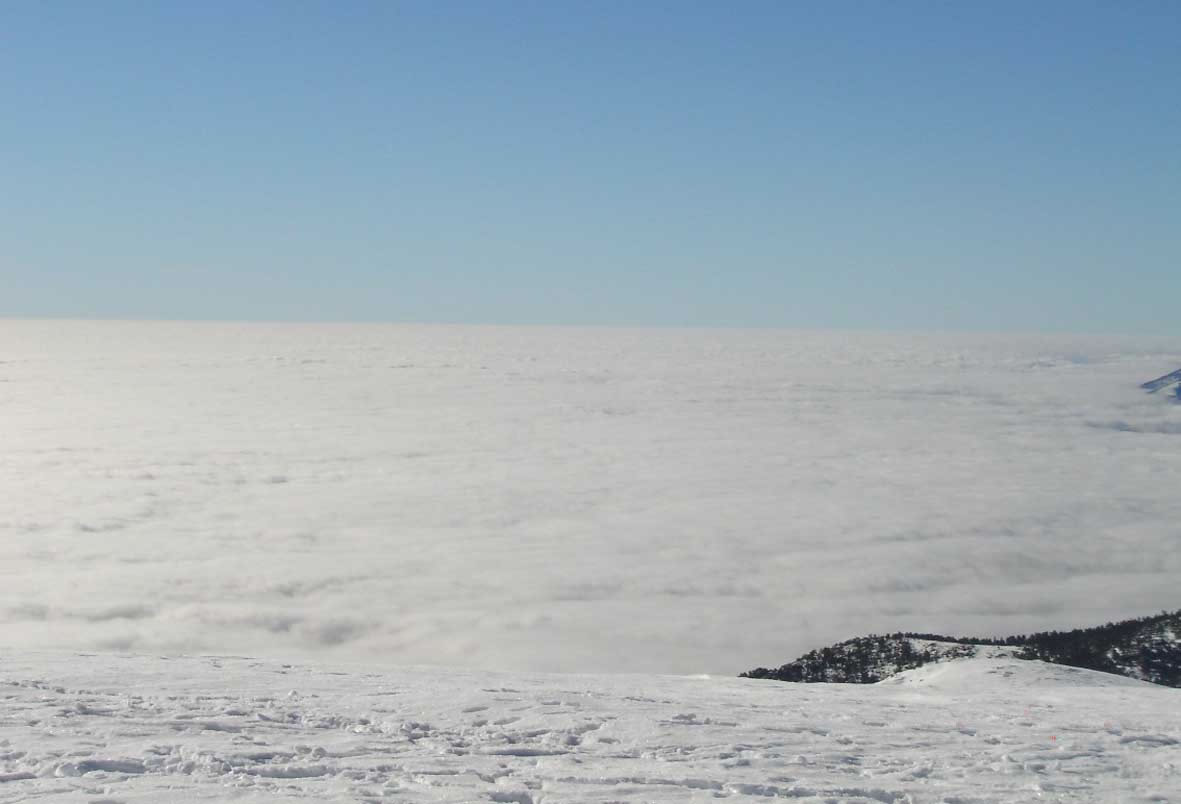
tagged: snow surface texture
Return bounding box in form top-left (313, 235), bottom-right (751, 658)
top-left (1, 652), bottom-right (1178, 803)
top-left (3, 321), bottom-right (1181, 674)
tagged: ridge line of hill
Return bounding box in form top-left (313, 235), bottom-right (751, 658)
top-left (741, 609), bottom-right (1181, 687)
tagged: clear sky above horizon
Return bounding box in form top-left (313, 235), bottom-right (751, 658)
top-left (2, 2), bottom-right (1178, 333)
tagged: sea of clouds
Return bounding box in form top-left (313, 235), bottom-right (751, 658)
top-left (2, 321), bottom-right (1179, 674)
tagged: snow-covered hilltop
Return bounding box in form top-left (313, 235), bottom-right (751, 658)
top-left (1, 651), bottom-right (1179, 803)
top-left (742, 610), bottom-right (1181, 687)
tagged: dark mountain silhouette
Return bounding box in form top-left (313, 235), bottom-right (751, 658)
top-left (741, 610), bottom-right (1181, 687)
top-left (1141, 367), bottom-right (1181, 400)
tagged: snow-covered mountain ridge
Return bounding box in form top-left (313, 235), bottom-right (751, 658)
top-left (742, 609), bottom-right (1181, 687)
top-left (1, 651), bottom-right (1178, 802)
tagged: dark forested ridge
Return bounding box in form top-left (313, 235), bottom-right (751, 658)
top-left (741, 610), bottom-right (1181, 688)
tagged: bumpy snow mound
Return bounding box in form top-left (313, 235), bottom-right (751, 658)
top-left (1, 652), bottom-right (1179, 802)
top-left (885, 657), bottom-right (1162, 690)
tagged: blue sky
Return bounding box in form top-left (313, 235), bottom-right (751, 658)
top-left (2, 2), bottom-right (1178, 331)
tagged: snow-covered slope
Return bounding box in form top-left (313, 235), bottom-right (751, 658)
top-left (885, 655), bottom-right (1160, 691)
top-left (743, 611), bottom-right (1181, 687)
top-left (2, 652), bottom-right (1178, 802)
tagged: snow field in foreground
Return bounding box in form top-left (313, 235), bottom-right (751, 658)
top-left (1, 652), bottom-right (1178, 802)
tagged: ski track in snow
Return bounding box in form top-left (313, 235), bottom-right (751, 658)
top-left (1, 653), bottom-right (1178, 802)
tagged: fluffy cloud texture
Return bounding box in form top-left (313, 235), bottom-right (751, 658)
top-left (2, 321), bottom-right (1179, 673)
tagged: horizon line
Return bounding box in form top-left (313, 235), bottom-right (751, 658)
top-left (3, 315), bottom-right (1181, 340)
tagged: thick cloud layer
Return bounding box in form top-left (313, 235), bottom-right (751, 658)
top-left (2, 321), bottom-right (1179, 673)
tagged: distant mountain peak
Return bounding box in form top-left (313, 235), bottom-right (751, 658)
top-left (741, 610), bottom-right (1181, 688)
top-left (1141, 368), bottom-right (1181, 399)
